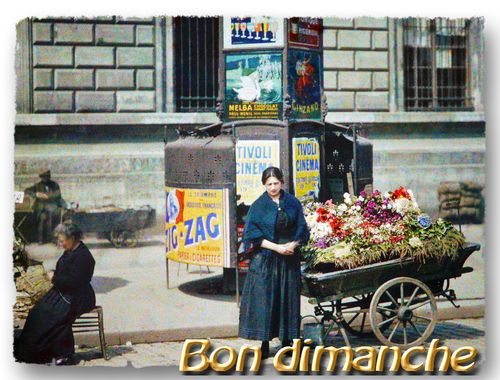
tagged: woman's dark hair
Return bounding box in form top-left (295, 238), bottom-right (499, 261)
top-left (261, 166), bottom-right (284, 185)
top-left (55, 222), bottom-right (83, 241)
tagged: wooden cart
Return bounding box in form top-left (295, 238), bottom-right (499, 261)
top-left (300, 242), bottom-right (481, 348)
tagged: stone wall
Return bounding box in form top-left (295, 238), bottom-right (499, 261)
top-left (14, 16), bottom-right (485, 230)
top-left (14, 141), bottom-right (166, 231)
top-left (371, 136), bottom-right (485, 219)
top-left (30, 17), bottom-right (157, 113)
top-left (323, 17), bottom-right (389, 112)
top-left (14, 126), bottom-right (486, 227)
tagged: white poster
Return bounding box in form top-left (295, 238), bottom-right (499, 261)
top-left (236, 139), bottom-right (280, 205)
top-left (223, 17), bottom-right (285, 50)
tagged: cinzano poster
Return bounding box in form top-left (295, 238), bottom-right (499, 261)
top-left (288, 49), bottom-right (322, 121)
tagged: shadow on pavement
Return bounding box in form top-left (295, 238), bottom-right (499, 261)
top-left (178, 275), bottom-right (236, 303)
top-left (76, 345), bottom-right (134, 363)
top-left (91, 276), bottom-right (130, 294)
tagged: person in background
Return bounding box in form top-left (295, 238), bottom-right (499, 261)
top-left (14, 223), bottom-right (96, 365)
top-left (25, 168), bottom-right (64, 244)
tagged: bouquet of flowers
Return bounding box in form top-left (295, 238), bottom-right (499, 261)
top-left (300, 187), bottom-right (465, 272)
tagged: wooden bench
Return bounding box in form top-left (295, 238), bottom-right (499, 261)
top-left (72, 306), bottom-right (109, 360)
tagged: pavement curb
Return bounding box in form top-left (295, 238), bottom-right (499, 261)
top-left (75, 299), bottom-right (485, 348)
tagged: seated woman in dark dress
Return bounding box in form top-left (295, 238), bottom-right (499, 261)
top-left (14, 223), bottom-right (96, 365)
top-left (238, 167), bottom-right (310, 359)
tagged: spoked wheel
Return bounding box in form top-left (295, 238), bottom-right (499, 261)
top-left (109, 231), bottom-right (122, 247)
top-left (336, 293), bottom-right (394, 337)
top-left (121, 230), bottom-right (138, 248)
top-left (370, 277), bottom-right (437, 349)
top-left (109, 230), bottom-right (138, 248)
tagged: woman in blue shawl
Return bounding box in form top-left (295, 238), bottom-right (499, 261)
top-left (238, 167), bottom-right (310, 358)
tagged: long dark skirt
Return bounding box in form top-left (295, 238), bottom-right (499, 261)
top-left (238, 250), bottom-right (301, 342)
top-left (14, 288), bottom-right (79, 364)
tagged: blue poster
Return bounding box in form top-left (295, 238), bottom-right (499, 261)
top-left (287, 49), bottom-right (322, 121)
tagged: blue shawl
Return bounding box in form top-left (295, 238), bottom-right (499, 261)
top-left (242, 189), bottom-right (310, 257)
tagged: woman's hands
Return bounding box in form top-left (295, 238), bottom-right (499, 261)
top-left (261, 239), bottom-right (300, 255)
top-left (277, 241), bottom-right (299, 255)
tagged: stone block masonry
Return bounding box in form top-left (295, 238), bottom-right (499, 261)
top-left (323, 17), bottom-right (390, 112)
top-left (31, 17), bottom-right (156, 113)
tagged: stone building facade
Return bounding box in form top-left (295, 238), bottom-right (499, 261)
top-left (15, 16), bottom-right (485, 225)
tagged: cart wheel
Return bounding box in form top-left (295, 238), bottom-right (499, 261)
top-left (109, 231), bottom-right (123, 248)
top-left (335, 293), bottom-right (393, 337)
top-left (121, 230), bottom-right (138, 248)
top-left (370, 277), bottom-right (437, 349)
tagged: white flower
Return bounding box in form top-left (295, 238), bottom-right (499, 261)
top-left (311, 222), bottom-right (333, 241)
top-left (358, 196), bottom-right (365, 202)
top-left (306, 214), bottom-right (316, 224)
top-left (409, 236), bottom-right (423, 248)
top-left (355, 228), bottom-right (364, 235)
top-left (338, 204), bottom-right (348, 212)
top-left (394, 198), bottom-right (411, 215)
top-left (343, 193), bottom-right (352, 205)
top-left (355, 205), bottom-right (361, 211)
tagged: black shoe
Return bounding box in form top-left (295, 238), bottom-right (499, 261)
top-left (55, 356), bottom-right (74, 366)
top-left (261, 341), bottom-right (270, 359)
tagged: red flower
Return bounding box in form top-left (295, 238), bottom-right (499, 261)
top-left (329, 217), bottom-right (343, 230)
top-left (389, 235), bottom-right (406, 243)
top-left (391, 186), bottom-right (411, 200)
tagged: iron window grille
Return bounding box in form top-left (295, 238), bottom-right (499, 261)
top-left (403, 18), bottom-right (472, 111)
top-left (174, 17), bottom-right (220, 112)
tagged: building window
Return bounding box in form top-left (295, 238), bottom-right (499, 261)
top-left (403, 18), bottom-right (471, 111)
top-left (174, 17), bottom-right (219, 112)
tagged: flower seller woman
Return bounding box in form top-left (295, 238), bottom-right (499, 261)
top-left (14, 223), bottom-right (96, 365)
top-left (238, 166), bottom-right (310, 359)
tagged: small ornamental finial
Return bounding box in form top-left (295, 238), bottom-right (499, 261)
top-left (321, 91), bottom-right (328, 122)
top-left (283, 94), bottom-right (292, 121)
top-left (215, 98), bottom-right (224, 121)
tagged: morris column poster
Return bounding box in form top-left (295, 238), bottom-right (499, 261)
top-left (288, 17), bottom-right (322, 49)
top-left (225, 52), bottom-right (283, 120)
top-left (223, 17), bottom-right (285, 49)
top-left (236, 140), bottom-right (280, 205)
top-left (292, 137), bottom-right (321, 201)
top-left (287, 49), bottom-right (322, 121)
top-left (165, 187), bottom-right (231, 267)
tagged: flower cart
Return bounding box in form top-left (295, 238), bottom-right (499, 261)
top-left (299, 187), bottom-right (481, 348)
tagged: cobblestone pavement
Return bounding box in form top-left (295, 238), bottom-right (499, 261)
top-left (74, 317), bottom-right (485, 372)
